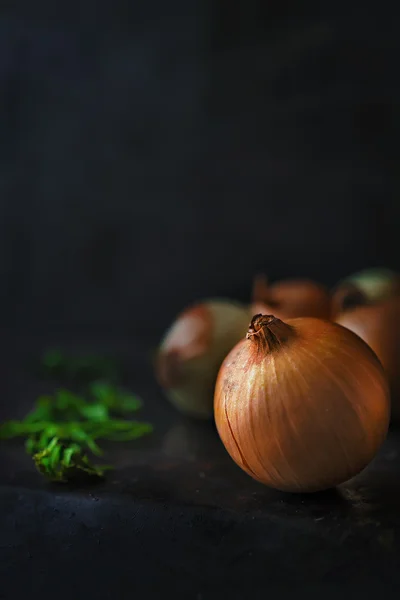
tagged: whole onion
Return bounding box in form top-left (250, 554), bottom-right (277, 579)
top-left (156, 300), bottom-right (251, 418)
top-left (214, 314), bottom-right (390, 493)
top-left (332, 268), bottom-right (400, 316)
top-left (336, 298), bottom-right (400, 420)
top-left (252, 274), bottom-right (331, 320)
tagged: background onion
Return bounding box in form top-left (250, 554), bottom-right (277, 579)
top-left (336, 297), bottom-right (400, 420)
top-left (332, 268), bottom-right (400, 316)
top-left (156, 300), bottom-right (252, 418)
top-left (252, 274), bottom-right (331, 320)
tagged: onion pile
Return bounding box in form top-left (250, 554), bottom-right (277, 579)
top-left (214, 314), bottom-right (390, 493)
top-left (156, 300), bottom-right (252, 418)
top-left (155, 268), bottom-right (395, 494)
top-left (155, 274), bottom-right (332, 420)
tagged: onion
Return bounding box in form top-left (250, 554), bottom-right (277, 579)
top-left (336, 298), bottom-right (400, 420)
top-left (214, 314), bottom-right (390, 493)
top-left (332, 268), bottom-right (400, 316)
top-left (252, 274), bottom-right (331, 320)
top-left (156, 300), bottom-right (251, 418)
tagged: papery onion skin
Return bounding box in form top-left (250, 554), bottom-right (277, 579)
top-left (156, 300), bottom-right (252, 419)
top-left (214, 315), bottom-right (390, 493)
top-left (336, 298), bottom-right (400, 420)
top-left (252, 275), bottom-right (331, 320)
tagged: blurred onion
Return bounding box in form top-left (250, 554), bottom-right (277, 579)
top-left (251, 274), bottom-right (331, 319)
top-left (336, 297), bottom-right (400, 420)
top-left (156, 300), bottom-right (251, 418)
top-left (332, 268), bottom-right (400, 316)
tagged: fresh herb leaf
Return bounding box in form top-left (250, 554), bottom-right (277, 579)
top-left (0, 374), bottom-right (152, 483)
top-left (42, 349), bottom-right (64, 370)
top-left (89, 381), bottom-right (142, 413)
top-left (32, 439), bottom-right (113, 482)
top-left (79, 403), bottom-right (109, 422)
top-left (24, 396), bottom-right (53, 423)
top-left (40, 349), bottom-right (120, 383)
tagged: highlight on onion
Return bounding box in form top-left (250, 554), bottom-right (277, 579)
top-left (214, 314), bottom-right (390, 493)
top-left (336, 297), bottom-right (400, 420)
top-left (332, 268), bottom-right (400, 316)
top-left (156, 300), bottom-right (252, 419)
top-left (252, 274), bottom-right (331, 320)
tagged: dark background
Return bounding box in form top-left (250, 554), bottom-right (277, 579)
top-left (2, 3), bottom-right (400, 599)
top-left (1, 1), bottom-right (399, 340)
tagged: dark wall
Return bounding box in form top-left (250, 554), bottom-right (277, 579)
top-left (1, 2), bottom-right (399, 336)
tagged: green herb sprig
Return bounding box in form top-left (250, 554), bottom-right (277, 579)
top-left (0, 361), bottom-right (153, 483)
top-left (40, 349), bottom-right (120, 382)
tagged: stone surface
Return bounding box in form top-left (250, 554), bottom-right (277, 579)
top-left (1, 334), bottom-right (400, 598)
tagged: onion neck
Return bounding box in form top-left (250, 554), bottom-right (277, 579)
top-left (246, 314), bottom-right (295, 354)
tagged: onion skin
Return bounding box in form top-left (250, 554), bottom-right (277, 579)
top-left (156, 300), bottom-right (252, 419)
top-left (214, 315), bottom-right (390, 493)
top-left (252, 275), bottom-right (331, 320)
top-left (336, 298), bottom-right (400, 420)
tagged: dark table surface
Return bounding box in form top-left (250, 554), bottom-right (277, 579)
top-left (1, 332), bottom-right (400, 599)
